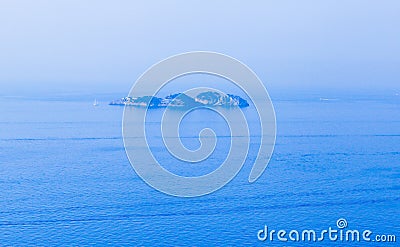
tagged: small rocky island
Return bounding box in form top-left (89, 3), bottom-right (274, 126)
top-left (109, 91), bottom-right (249, 108)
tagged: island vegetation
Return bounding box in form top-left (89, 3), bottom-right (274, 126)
top-left (109, 91), bottom-right (249, 108)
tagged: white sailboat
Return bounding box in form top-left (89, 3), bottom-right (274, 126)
top-left (93, 99), bottom-right (99, 106)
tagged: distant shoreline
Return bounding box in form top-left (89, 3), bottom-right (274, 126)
top-left (109, 91), bottom-right (249, 108)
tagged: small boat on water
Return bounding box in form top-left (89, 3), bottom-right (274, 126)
top-left (93, 99), bottom-right (99, 106)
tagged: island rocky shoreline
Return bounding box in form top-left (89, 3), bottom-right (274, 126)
top-left (109, 91), bottom-right (249, 108)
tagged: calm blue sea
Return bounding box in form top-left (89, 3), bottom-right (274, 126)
top-left (0, 92), bottom-right (399, 246)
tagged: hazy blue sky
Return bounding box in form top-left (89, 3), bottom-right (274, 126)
top-left (0, 0), bottom-right (399, 95)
